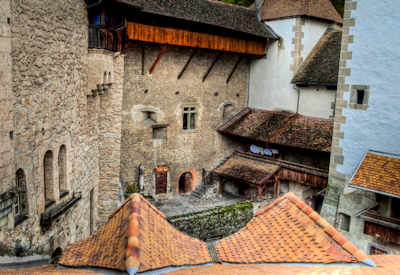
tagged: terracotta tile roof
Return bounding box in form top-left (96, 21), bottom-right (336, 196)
top-left (214, 152), bottom-right (328, 187)
top-left (215, 192), bottom-right (369, 265)
top-left (292, 30), bottom-right (342, 86)
top-left (218, 108), bottom-right (333, 152)
top-left (260, 0), bottom-right (343, 24)
top-left (116, 0), bottom-right (275, 39)
top-left (349, 152), bottom-right (400, 198)
top-left (59, 194), bottom-right (211, 273)
top-left (214, 153), bottom-right (280, 185)
top-left (0, 265), bottom-right (99, 274)
top-left (165, 263), bottom-right (400, 275)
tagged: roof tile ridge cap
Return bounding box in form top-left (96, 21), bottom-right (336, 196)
top-left (254, 193), bottom-right (290, 216)
top-left (139, 195), bottom-right (167, 219)
top-left (287, 193), bottom-right (371, 264)
top-left (109, 195), bottom-right (134, 220)
top-left (292, 30), bottom-right (333, 83)
top-left (218, 107), bottom-right (251, 132)
top-left (126, 194), bottom-right (141, 274)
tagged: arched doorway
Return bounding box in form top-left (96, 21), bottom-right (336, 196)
top-left (179, 172), bottom-right (193, 194)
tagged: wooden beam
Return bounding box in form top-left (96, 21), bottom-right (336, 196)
top-left (177, 49), bottom-right (197, 80)
top-left (202, 53), bottom-right (221, 82)
top-left (149, 46), bottom-right (167, 75)
top-left (226, 56), bottom-right (243, 84)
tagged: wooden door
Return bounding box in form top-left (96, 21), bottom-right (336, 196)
top-left (155, 167), bottom-right (168, 194)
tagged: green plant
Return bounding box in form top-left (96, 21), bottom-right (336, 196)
top-left (126, 184), bottom-right (139, 194)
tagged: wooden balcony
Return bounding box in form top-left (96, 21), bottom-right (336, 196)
top-left (361, 210), bottom-right (400, 245)
top-left (89, 25), bottom-right (124, 52)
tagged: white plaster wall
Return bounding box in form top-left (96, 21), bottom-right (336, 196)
top-left (302, 19), bottom-right (330, 61)
top-left (249, 18), bottom-right (297, 112)
top-left (298, 87), bottom-right (335, 118)
top-left (337, 0), bottom-right (400, 177)
top-left (249, 18), bottom-right (331, 119)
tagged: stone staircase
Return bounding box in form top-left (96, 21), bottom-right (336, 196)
top-left (191, 183), bottom-right (208, 199)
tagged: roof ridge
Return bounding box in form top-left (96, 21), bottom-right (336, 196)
top-left (126, 195), bottom-right (141, 274)
top-left (284, 193), bottom-right (373, 265)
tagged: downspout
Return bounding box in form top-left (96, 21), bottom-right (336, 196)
top-left (294, 85), bottom-right (300, 113)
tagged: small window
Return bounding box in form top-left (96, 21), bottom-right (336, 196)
top-left (58, 145), bottom-right (68, 197)
top-left (222, 103), bottom-right (235, 120)
top-left (152, 125), bottom-right (168, 140)
top-left (338, 213), bottom-right (351, 232)
top-left (44, 151), bottom-right (55, 208)
top-left (356, 90), bottom-right (365, 105)
top-left (350, 85), bottom-right (370, 110)
top-left (183, 107), bottom-right (196, 130)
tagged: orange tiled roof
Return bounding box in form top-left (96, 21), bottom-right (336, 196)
top-left (0, 265), bottom-right (100, 274)
top-left (215, 192), bottom-right (369, 264)
top-left (165, 263), bottom-right (400, 275)
top-left (349, 152), bottom-right (400, 198)
top-left (260, 0), bottom-right (343, 24)
top-left (59, 194), bottom-right (211, 273)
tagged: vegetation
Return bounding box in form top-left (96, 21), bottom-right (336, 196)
top-left (219, 0), bottom-right (345, 17)
top-left (126, 184), bottom-right (139, 194)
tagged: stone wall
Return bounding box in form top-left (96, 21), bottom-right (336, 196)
top-left (0, 0), bottom-right (100, 256)
top-left (168, 202), bottom-right (253, 241)
top-left (121, 42), bottom-right (249, 198)
top-left (0, 0), bottom-right (13, 200)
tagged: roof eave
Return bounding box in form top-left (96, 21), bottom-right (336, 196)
top-left (293, 81), bottom-right (338, 87)
top-left (349, 185), bottom-right (400, 200)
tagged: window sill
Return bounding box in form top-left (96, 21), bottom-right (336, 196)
top-left (14, 215), bottom-right (28, 227)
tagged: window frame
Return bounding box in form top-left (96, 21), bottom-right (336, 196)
top-left (183, 106), bottom-right (197, 131)
top-left (349, 85), bottom-right (370, 110)
top-left (338, 212), bottom-right (351, 232)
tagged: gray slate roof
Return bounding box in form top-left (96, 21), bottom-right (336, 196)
top-left (116, 0), bottom-right (275, 39)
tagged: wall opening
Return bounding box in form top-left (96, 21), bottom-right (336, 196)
top-left (183, 107), bottom-right (196, 130)
top-left (15, 169), bottom-right (28, 226)
top-left (58, 145), bottom-right (68, 197)
top-left (338, 213), bottom-right (351, 232)
top-left (44, 150), bottom-right (54, 207)
top-left (356, 89), bottom-right (365, 105)
top-left (179, 172), bottom-right (193, 194)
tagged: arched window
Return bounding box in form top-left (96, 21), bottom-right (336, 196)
top-left (179, 172), bottom-right (193, 194)
top-left (58, 145), bottom-right (68, 197)
top-left (44, 151), bottom-right (54, 207)
top-left (15, 169), bottom-right (28, 223)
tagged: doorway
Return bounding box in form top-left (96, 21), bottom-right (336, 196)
top-left (155, 167), bottom-right (168, 194)
top-left (179, 172), bottom-right (193, 194)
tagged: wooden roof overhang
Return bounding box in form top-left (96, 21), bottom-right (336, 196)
top-left (127, 22), bottom-right (268, 56)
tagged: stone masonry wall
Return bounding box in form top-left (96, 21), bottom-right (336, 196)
top-left (168, 202), bottom-right (253, 241)
top-left (0, 0), bottom-right (99, 256)
top-left (0, 0), bottom-right (13, 195)
top-left (121, 42), bottom-right (249, 197)
top-left (320, 0), bottom-right (356, 226)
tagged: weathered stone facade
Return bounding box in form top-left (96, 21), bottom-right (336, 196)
top-left (0, 0), bottom-right (101, 256)
top-left (121, 42), bottom-right (249, 198)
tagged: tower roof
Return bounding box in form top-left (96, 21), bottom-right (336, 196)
top-left (260, 0), bottom-right (343, 24)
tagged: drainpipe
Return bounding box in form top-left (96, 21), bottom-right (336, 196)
top-left (294, 85), bottom-right (301, 113)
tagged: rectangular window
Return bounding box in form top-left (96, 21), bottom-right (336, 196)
top-left (152, 125), bottom-right (168, 140)
top-left (183, 107), bottom-right (196, 130)
top-left (357, 89), bottom-right (365, 105)
top-left (338, 213), bottom-right (351, 232)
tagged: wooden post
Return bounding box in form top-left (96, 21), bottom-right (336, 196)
top-left (218, 177), bottom-right (224, 195)
top-left (274, 177), bottom-right (280, 199)
top-left (257, 185), bottom-right (263, 200)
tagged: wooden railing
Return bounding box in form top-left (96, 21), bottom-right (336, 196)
top-left (89, 26), bottom-right (124, 52)
top-left (127, 22), bottom-right (267, 56)
top-left (362, 210), bottom-right (400, 244)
